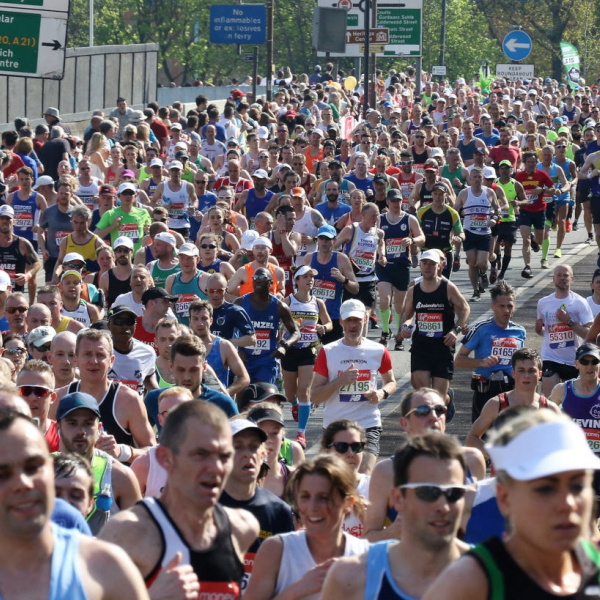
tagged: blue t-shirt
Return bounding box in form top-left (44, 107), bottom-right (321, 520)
top-left (462, 318), bottom-right (527, 379)
top-left (211, 301), bottom-right (255, 341)
top-left (344, 173), bottom-right (374, 194)
top-left (197, 192), bottom-right (218, 213)
top-left (51, 498), bottom-right (92, 535)
top-left (314, 201), bottom-right (351, 226)
top-left (475, 132), bottom-right (500, 148)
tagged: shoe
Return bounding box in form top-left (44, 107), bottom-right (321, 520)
top-left (554, 248), bottom-right (562, 258)
top-left (572, 220), bottom-right (578, 231)
top-left (531, 236), bottom-right (540, 252)
top-left (587, 234), bottom-right (595, 244)
top-left (453, 256), bottom-right (461, 272)
top-left (521, 265), bottom-right (533, 279)
top-left (498, 272), bottom-right (505, 281)
top-left (446, 388), bottom-right (455, 424)
top-left (296, 432), bottom-right (306, 449)
top-left (369, 315), bottom-right (379, 329)
top-left (541, 259), bottom-right (549, 269)
top-left (479, 272), bottom-right (489, 289)
top-left (379, 332), bottom-right (391, 346)
top-left (291, 403), bottom-right (299, 422)
top-left (394, 339), bottom-right (404, 351)
top-left (479, 282), bottom-right (485, 294)
top-left (411, 254), bottom-right (419, 268)
top-left (489, 268), bottom-right (498, 284)
top-left (310, 402), bottom-right (317, 416)
top-left (566, 220), bottom-right (572, 233)
top-left (470, 290), bottom-right (481, 302)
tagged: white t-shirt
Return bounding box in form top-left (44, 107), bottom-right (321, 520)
top-left (537, 291), bottom-right (593, 365)
top-left (112, 292), bottom-right (143, 316)
top-left (109, 339), bottom-right (156, 396)
top-left (587, 295), bottom-right (600, 319)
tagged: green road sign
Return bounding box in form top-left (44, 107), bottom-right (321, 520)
top-left (378, 0), bottom-right (422, 56)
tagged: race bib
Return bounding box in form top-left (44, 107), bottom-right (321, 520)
top-left (299, 324), bottom-right (318, 346)
top-left (548, 322), bottom-right (575, 349)
top-left (251, 329), bottom-right (271, 355)
top-left (55, 230), bottom-right (70, 244)
top-left (385, 237), bottom-right (407, 258)
top-left (414, 163), bottom-right (425, 176)
top-left (339, 369), bottom-right (372, 402)
top-left (417, 312), bottom-right (443, 337)
top-left (240, 552), bottom-right (256, 593)
top-left (491, 337), bottom-right (520, 366)
top-left (118, 222), bottom-right (139, 240)
top-left (77, 195), bottom-right (96, 211)
top-left (169, 202), bottom-right (185, 217)
top-left (196, 582), bottom-right (239, 600)
top-left (14, 212), bottom-right (33, 228)
top-left (313, 279), bottom-right (336, 300)
top-left (353, 249), bottom-right (375, 271)
top-left (469, 213), bottom-right (489, 232)
top-left (583, 429), bottom-right (600, 453)
top-left (525, 192), bottom-right (537, 205)
top-left (175, 293), bottom-right (199, 320)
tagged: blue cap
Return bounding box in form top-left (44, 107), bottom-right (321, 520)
top-left (545, 78), bottom-right (552, 83)
top-left (554, 117), bottom-right (563, 124)
top-left (317, 224), bottom-right (337, 239)
top-left (56, 392), bottom-right (101, 421)
top-left (382, 101), bottom-right (393, 108)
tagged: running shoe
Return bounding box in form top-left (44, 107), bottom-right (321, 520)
top-left (541, 259), bottom-right (549, 269)
top-left (379, 332), bottom-right (391, 346)
top-left (531, 235), bottom-right (540, 252)
top-left (565, 220), bottom-right (572, 233)
top-left (554, 248), bottom-right (562, 258)
top-left (489, 267), bottom-right (498, 284)
top-left (589, 234), bottom-right (596, 244)
top-left (369, 314), bottom-right (379, 329)
top-left (479, 272), bottom-right (489, 289)
top-left (453, 255), bottom-right (461, 272)
top-left (295, 432), bottom-right (306, 449)
top-left (470, 290), bottom-right (481, 302)
top-left (394, 338), bottom-right (405, 351)
top-left (411, 254), bottom-right (419, 268)
top-left (521, 265), bottom-right (534, 279)
top-left (291, 403), bottom-right (299, 422)
top-left (572, 220), bottom-right (579, 231)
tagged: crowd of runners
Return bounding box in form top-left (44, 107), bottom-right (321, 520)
top-left (2, 66), bottom-right (600, 598)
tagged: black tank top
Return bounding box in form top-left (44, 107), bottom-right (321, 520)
top-left (0, 237), bottom-right (28, 292)
top-left (67, 381), bottom-right (134, 446)
top-left (412, 147), bottom-right (428, 164)
top-left (107, 268), bottom-right (132, 308)
top-left (419, 181), bottom-right (435, 207)
top-left (143, 499), bottom-right (245, 594)
top-left (412, 279), bottom-right (455, 353)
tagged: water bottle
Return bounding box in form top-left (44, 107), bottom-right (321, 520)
top-left (96, 483), bottom-right (113, 512)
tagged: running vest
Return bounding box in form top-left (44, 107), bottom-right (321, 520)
top-left (554, 157), bottom-right (574, 203)
top-left (107, 269), bottom-right (132, 308)
top-left (442, 164), bottom-right (467, 196)
top-left (65, 234), bottom-right (100, 274)
top-left (284, 294), bottom-right (319, 349)
top-left (67, 380), bottom-right (134, 447)
top-left (320, 178), bottom-right (350, 204)
top-left (463, 187), bottom-right (493, 235)
top-left (496, 179), bottom-right (517, 222)
top-left (12, 191), bottom-right (38, 241)
top-left (0, 237), bottom-right (27, 291)
top-left (278, 437), bottom-right (293, 465)
top-left (562, 379), bottom-right (600, 453)
top-left (206, 336), bottom-right (229, 387)
top-left (86, 450), bottom-right (113, 535)
top-left (562, 105), bottom-right (577, 123)
top-left (171, 271), bottom-right (207, 326)
top-left (148, 259), bottom-right (180, 288)
top-left (293, 209), bottom-right (318, 265)
top-left (145, 445), bottom-right (168, 497)
top-left (458, 138), bottom-right (477, 162)
top-left (380, 213), bottom-right (411, 265)
top-left (244, 189), bottom-right (274, 226)
top-left (347, 223), bottom-right (379, 281)
top-left (311, 252), bottom-right (344, 320)
top-left (239, 263), bottom-right (278, 297)
top-left (198, 258), bottom-right (222, 275)
top-left (419, 180), bottom-right (436, 207)
top-left (143, 498), bottom-right (244, 596)
top-left (411, 147), bottom-right (428, 174)
top-left (75, 178), bottom-right (100, 211)
top-left (62, 300), bottom-right (91, 326)
top-left (537, 161), bottom-right (559, 203)
top-left (497, 393), bottom-right (548, 412)
top-left (241, 294), bottom-right (279, 358)
top-left (270, 234), bottom-right (293, 296)
top-left (146, 177), bottom-right (161, 197)
top-left (160, 181), bottom-right (190, 229)
top-left (364, 541), bottom-right (408, 600)
top-left (398, 173), bottom-right (417, 213)
top-left (155, 363), bottom-right (174, 389)
top-left (411, 279), bottom-right (455, 353)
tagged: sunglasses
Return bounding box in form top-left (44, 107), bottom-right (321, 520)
top-left (195, 180), bottom-right (207, 184)
top-left (65, 262), bottom-right (84, 270)
top-left (4, 347), bottom-right (25, 356)
top-left (115, 248), bottom-right (131, 253)
top-left (154, 218), bottom-right (168, 223)
top-left (6, 306), bottom-right (27, 314)
top-left (405, 404), bottom-right (448, 418)
top-left (401, 160), bottom-right (413, 165)
top-left (400, 483), bottom-right (469, 504)
top-left (208, 288), bottom-right (226, 295)
top-left (328, 441), bottom-right (365, 454)
top-left (200, 244), bottom-right (217, 250)
top-left (120, 190), bottom-right (135, 196)
top-left (579, 358), bottom-right (600, 366)
top-left (111, 317), bottom-right (136, 326)
top-left (33, 343), bottom-right (52, 352)
top-left (253, 276), bottom-right (272, 282)
top-left (19, 385), bottom-right (52, 398)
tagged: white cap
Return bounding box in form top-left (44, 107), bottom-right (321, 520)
top-left (420, 249), bottom-right (441, 264)
top-left (240, 230), bottom-right (259, 250)
top-left (178, 242), bottom-right (199, 256)
top-left (482, 166), bottom-right (497, 179)
top-left (113, 236), bottom-right (134, 250)
top-left (252, 237), bottom-right (272, 251)
top-left (0, 270), bottom-right (11, 292)
top-left (430, 148), bottom-right (444, 158)
top-left (294, 265), bottom-right (318, 280)
top-left (457, 77), bottom-right (466, 85)
top-left (169, 161), bottom-right (184, 171)
top-left (252, 169), bottom-right (269, 179)
top-left (258, 126), bottom-right (269, 139)
top-left (487, 420), bottom-right (600, 481)
top-left (28, 325), bottom-right (56, 347)
top-left (149, 158), bottom-right (163, 168)
top-left (0, 205), bottom-right (14, 218)
top-left (170, 122), bottom-right (182, 130)
top-left (340, 299), bottom-right (366, 320)
top-left (154, 232), bottom-right (176, 247)
top-left (63, 252), bottom-right (85, 264)
top-left (117, 182), bottom-right (137, 194)
top-left (33, 175), bottom-right (54, 190)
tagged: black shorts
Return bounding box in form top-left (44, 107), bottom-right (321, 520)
top-left (497, 221), bottom-right (518, 244)
top-left (365, 426), bottom-right (383, 457)
top-left (518, 210), bottom-right (545, 230)
top-left (463, 231), bottom-right (492, 253)
top-left (375, 263), bottom-right (410, 291)
top-left (281, 345), bottom-right (317, 371)
top-left (490, 223), bottom-right (499, 237)
top-left (343, 279), bottom-right (377, 308)
top-left (591, 195), bottom-right (600, 225)
top-left (545, 202), bottom-right (557, 224)
top-left (542, 360), bottom-right (579, 381)
top-left (44, 257), bottom-right (57, 283)
top-left (410, 347), bottom-right (454, 380)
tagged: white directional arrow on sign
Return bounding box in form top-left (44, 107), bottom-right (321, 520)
top-left (505, 38), bottom-right (530, 53)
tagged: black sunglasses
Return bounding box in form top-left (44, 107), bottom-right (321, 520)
top-left (405, 404), bottom-right (448, 418)
top-left (328, 441), bottom-right (365, 454)
top-left (110, 317), bottom-right (136, 326)
top-left (33, 343), bottom-right (52, 353)
top-left (400, 483), bottom-right (468, 504)
top-left (120, 190), bottom-right (135, 196)
top-left (200, 244), bottom-right (216, 250)
top-left (19, 385), bottom-right (52, 398)
top-left (579, 358), bottom-right (600, 366)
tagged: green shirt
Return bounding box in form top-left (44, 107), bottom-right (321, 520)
top-left (96, 206), bottom-right (151, 252)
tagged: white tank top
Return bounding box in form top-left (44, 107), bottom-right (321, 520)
top-left (161, 181), bottom-right (190, 228)
top-left (293, 209), bottom-right (318, 265)
top-left (342, 473), bottom-right (370, 538)
top-left (75, 177), bottom-right (101, 211)
top-left (145, 446), bottom-right (168, 498)
top-left (348, 223), bottom-right (379, 281)
top-left (62, 301), bottom-right (91, 326)
top-left (274, 530), bottom-right (369, 600)
top-left (462, 187), bottom-right (492, 235)
top-left (284, 294), bottom-right (320, 349)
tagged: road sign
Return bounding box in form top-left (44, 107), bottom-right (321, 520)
top-left (0, 5), bottom-right (67, 79)
top-left (359, 44), bottom-right (386, 53)
top-left (502, 30), bottom-right (532, 61)
top-left (431, 65), bottom-right (446, 76)
top-left (0, 0), bottom-right (69, 11)
top-left (346, 27), bottom-right (389, 45)
top-left (495, 63), bottom-right (534, 80)
top-left (209, 4), bottom-right (266, 45)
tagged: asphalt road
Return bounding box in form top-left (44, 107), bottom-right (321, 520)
top-left (296, 223), bottom-right (600, 460)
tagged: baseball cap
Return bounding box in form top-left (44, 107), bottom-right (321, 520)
top-left (373, 174), bottom-right (387, 184)
top-left (430, 148), bottom-right (444, 158)
top-left (382, 101), bottom-right (393, 108)
top-left (239, 382), bottom-right (287, 407)
top-left (291, 187), bottom-right (306, 197)
top-left (178, 242), bottom-right (199, 257)
top-left (558, 127), bottom-right (570, 134)
top-left (252, 237), bottom-right (272, 251)
top-left (33, 175), bottom-right (54, 190)
top-left (107, 305), bottom-right (138, 320)
top-left (252, 169), bottom-right (268, 179)
top-left (576, 343), bottom-right (600, 362)
top-left (387, 189), bottom-right (403, 202)
top-left (475, 146), bottom-right (487, 155)
top-left (61, 270), bottom-right (82, 282)
top-left (230, 418), bottom-right (268, 442)
top-left (99, 185), bottom-right (116, 196)
top-left (175, 151), bottom-right (189, 160)
top-left (28, 326), bottom-right (56, 348)
top-left (317, 224), bottom-right (337, 239)
top-left (424, 164), bottom-right (437, 172)
top-left (247, 407), bottom-right (285, 427)
top-left (311, 129), bottom-right (324, 138)
top-left (258, 126), bottom-right (269, 140)
top-left (294, 265), bottom-right (318, 279)
top-left (170, 123), bottom-right (182, 130)
top-left (498, 160), bottom-right (512, 168)
top-left (113, 236), bottom-right (134, 250)
top-left (487, 419), bottom-right (600, 481)
top-left (56, 392), bottom-right (101, 421)
top-left (121, 169), bottom-right (135, 178)
top-left (154, 232), bottom-right (176, 247)
top-left (432, 182), bottom-right (447, 192)
top-left (149, 158), bottom-right (164, 168)
top-left (240, 230), bottom-right (260, 251)
top-left (0, 205), bottom-right (14, 219)
top-left (420, 249), bottom-right (441, 264)
top-left (63, 252), bottom-right (85, 265)
top-left (0, 270), bottom-right (11, 292)
top-left (141, 287), bottom-right (178, 304)
top-left (340, 299), bottom-right (366, 320)
top-left (117, 182), bottom-right (137, 194)
top-left (482, 166), bottom-right (497, 179)
top-left (169, 161), bottom-right (183, 171)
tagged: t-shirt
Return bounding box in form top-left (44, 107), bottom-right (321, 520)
top-left (211, 302), bottom-right (255, 341)
top-left (537, 292), bottom-right (593, 365)
top-left (197, 192), bottom-right (218, 213)
top-left (39, 203), bottom-right (74, 258)
top-left (109, 340), bottom-right (156, 396)
top-left (314, 201), bottom-right (351, 226)
top-left (112, 292), bottom-right (143, 316)
top-left (515, 169), bottom-right (554, 213)
top-left (51, 498), bottom-right (92, 535)
top-left (96, 206), bottom-right (151, 252)
top-left (587, 295), bottom-right (600, 319)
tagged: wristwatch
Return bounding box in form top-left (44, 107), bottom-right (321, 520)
top-left (454, 325), bottom-right (462, 334)
top-left (382, 389), bottom-right (390, 400)
top-left (567, 318), bottom-right (575, 328)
